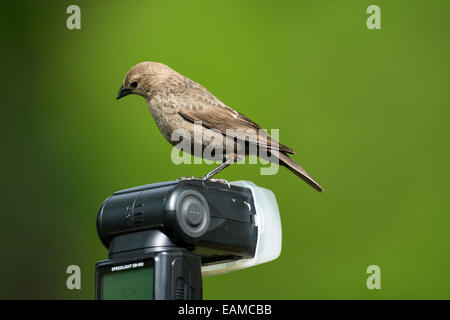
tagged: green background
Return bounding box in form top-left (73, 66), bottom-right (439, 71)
top-left (1, 0), bottom-right (449, 299)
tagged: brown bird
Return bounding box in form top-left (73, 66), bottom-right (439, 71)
top-left (116, 62), bottom-right (323, 192)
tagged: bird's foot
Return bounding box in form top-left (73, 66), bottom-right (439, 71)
top-left (177, 176), bottom-right (201, 181)
top-left (177, 176), bottom-right (230, 186)
top-left (204, 177), bottom-right (230, 187)
top-left (206, 177), bottom-right (229, 184)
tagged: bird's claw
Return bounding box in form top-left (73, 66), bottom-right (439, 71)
top-left (206, 178), bottom-right (229, 185)
top-left (176, 176), bottom-right (230, 187)
top-left (177, 176), bottom-right (200, 181)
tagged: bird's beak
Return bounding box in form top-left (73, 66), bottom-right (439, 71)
top-left (116, 84), bottom-right (130, 100)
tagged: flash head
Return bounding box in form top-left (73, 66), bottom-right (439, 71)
top-left (97, 180), bottom-right (282, 274)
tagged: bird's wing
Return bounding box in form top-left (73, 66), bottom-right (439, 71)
top-left (177, 87), bottom-right (295, 154)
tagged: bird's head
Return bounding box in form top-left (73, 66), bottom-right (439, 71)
top-left (116, 61), bottom-right (172, 100)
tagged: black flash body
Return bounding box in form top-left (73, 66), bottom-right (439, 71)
top-left (95, 180), bottom-right (259, 300)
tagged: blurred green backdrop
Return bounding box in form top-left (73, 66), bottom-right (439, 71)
top-left (1, 0), bottom-right (449, 299)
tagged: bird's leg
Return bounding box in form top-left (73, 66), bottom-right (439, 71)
top-left (202, 155), bottom-right (236, 180)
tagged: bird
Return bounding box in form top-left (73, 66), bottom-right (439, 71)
top-left (116, 62), bottom-right (323, 192)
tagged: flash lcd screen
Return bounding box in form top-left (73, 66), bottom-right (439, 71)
top-left (100, 261), bottom-right (154, 300)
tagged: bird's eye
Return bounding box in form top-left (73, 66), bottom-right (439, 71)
top-left (130, 81), bottom-right (138, 88)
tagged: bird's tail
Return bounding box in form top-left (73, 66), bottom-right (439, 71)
top-left (276, 152), bottom-right (323, 192)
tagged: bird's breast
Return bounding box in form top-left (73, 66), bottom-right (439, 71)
top-left (147, 97), bottom-right (182, 143)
